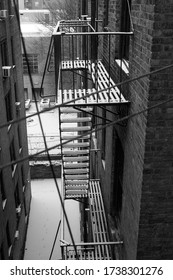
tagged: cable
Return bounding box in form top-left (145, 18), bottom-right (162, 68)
top-left (1, 89), bottom-right (173, 170)
top-left (0, 60), bottom-right (173, 130)
top-left (13, 1), bottom-right (79, 260)
top-left (49, 220), bottom-right (61, 260)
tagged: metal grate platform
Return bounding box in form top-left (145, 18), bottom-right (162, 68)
top-left (59, 60), bottom-right (129, 106)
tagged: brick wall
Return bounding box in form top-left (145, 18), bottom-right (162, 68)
top-left (91, 0), bottom-right (155, 259)
top-left (30, 161), bottom-right (61, 179)
top-left (137, 1), bottom-right (173, 259)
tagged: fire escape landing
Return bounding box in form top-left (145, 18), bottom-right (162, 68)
top-left (53, 19), bottom-right (132, 259)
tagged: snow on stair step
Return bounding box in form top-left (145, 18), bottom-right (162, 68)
top-left (60, 107), bottom-right (93, 113)
top-left (65, 185), bottom-right (88, 190)
top-left (64, 168), bottom-right (89, 174)
top-left (65, 190), bottom-right (88, 196)
top-left (63, 156), bottom-right (89, 162)
top-left (65, 180), bottom-right (89, 185)
top-left (61, 135), bottom-right (90, 140)
top-left (63, 142), bottom-right (90, 148)
top-left (61, 126), bottom-right (91, 132)
top-left (65, 174), bottom-right (89, 180)
top-left (62, 150), bottom-right (89, 155)
top-left (64, 162), bottom-right (89, 168)
top-left (60, 117), bottom-right (92, 123)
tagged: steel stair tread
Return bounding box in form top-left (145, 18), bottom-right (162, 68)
top-left (63, 142), bottom-right (90, 148)
top-left (63, 156), bottom-right (89, 162)
top-left (65, 185), bottom-right (88, 190)
top-left (64, 168), bottom-right (89, 174)
top-left (64, 163), bottom-right (89, 168)
top-left (60, 107), bottom-right (93, 113)
top-left (65, 190), bottom-right (88, 195)
top-left (61, 135), bottom-right (90, 140)
top-left (65, 174), bottom-right (89, 179)
top-left (60, 117), bottom-right (92, 123)
top-left (61, 126), bottom-right (91, 132)
top-left (65, 180), bottom-right (89, 185)
top-left (62, 150), bottom-right (89, 155)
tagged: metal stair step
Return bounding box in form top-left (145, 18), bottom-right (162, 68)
top-left (65, 180), bottom-right (89, 185)
top-left (64, 162), bottom-right (89, 168)
top-left (63, 142), bottom-right (90, 148)
top-left (60, 107), bottom-right (93, 113)
top-left (61, 135), bottom-right (90, 140)
top-left (62, 150), bottom-right (89, 155)
top-left (60, 117), bottom-right (92, 123)
top-left (63, 156), bottom-right (89, 162)
top-left (65, 185), bottom-right (88, 190)
top-left (65, 174), bottom-right (89, 180)
top-left (64, 168), bottom-right (89, 174)
top-left (61, 126), bottom-right (91, 132)
top-left (65, 190), bottom-right (88, 195)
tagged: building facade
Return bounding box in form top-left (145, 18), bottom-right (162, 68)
top-left (87, 0), bottom-right (173, 260)
top-left (0, 0), bottom-right (31, 259)
top-left (21, 21), bottom-right (55, 102)
top-left (53, 0), bottom-right (173, 259)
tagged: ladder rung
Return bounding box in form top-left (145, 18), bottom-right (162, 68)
top-left (63, 156), bottom-right (89, 162)
top-left (63, 142), bottom-right (90, 148)
top-left (60, 107), bottom-right (93, 113)
top-left (61, 126), bottom-right (91, 132)
top-left (64, 168), bottom-right (89, 174)
top-left (62, 150), bottom-right (89, 155)
top-left (65, 174), bottom-right (89, 180)
top-left (64, 163), bottom-right (89, 168)
top-left (60, 117), bottom-right (92, 123)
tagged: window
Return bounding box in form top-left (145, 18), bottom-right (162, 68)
top-left (23, 54), bottom-right (38, 74)
top-left (111, 130), bottom-right (124, 219)
top-left (5, 92), bottom-right (13, 122)
top-left (0, 40), bottom-right (8, 66)
top-left (120, 0), bottom-right (131, 60)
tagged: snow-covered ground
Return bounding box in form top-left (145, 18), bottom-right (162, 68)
top-left (26, 102), bottom-right (61, 155)
top-left (24, 179), bottom-right (81, 260)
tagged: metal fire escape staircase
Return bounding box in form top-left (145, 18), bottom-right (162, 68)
top-left (53, 19), bottom-right (132, 259)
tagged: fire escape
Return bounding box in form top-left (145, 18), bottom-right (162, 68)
top-left (52, 17), bottom-right (132, 259)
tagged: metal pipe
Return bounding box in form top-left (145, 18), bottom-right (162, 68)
top-left (60, 31), bottom-right (134, 36)
top-left (60, 241), bottom-right (123, 247)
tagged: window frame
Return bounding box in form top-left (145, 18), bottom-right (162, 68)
top-left (22, 54), bottom-right (39, 74)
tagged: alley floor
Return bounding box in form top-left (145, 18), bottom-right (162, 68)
top-left (24, 178), bottom-right (81, 260)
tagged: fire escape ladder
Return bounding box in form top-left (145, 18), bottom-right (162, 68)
top-left (53, 19), bottom-right (129, 259)
top-left (59, 106), bottom-right (93, 199)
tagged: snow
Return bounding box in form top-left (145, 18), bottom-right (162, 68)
top-left (24, 179), bottom-right (81, 260)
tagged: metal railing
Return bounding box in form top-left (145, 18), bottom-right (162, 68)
top-left (53, 20), bottom-right (133, 103)
top-left (60, 241), bottom-right (123, 260)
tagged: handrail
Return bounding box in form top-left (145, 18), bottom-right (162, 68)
top-left (60, 241), bottom-right (123, 247)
